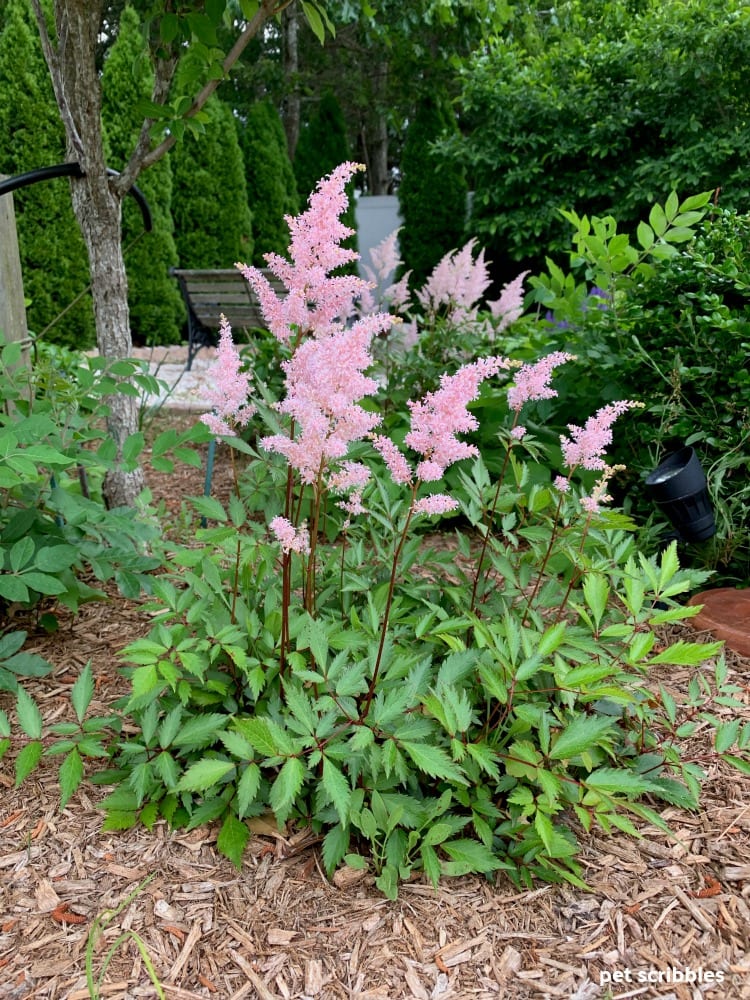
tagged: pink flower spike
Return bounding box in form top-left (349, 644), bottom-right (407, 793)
top-left (510, 425), bottom-right (527, 440)
top-left (506, 351), bottom-right (575, 413)
top-left (200, 316), bottom-right (255, 436)
top-left (371, 435), bottom-right (413, 486)
top-left (488, 270), bottom-right (530, 331)
top-left (269, 516), bottom-right (310, 556)
top-left (405, 356), bottom-right (511, 481)
top-left (412, 494), bottom-right (459, 517)
top-left (554, 476), bottom-right (571, 493)
top-left (560, 400), bottom-right (641, 472)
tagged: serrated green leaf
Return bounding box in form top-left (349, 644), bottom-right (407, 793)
top-left (70, 663), bottom-right (94, 723)
top-left (648, 640), bottom-right (723, 666)
top-left (189, 495), bottom-right (227, 522)
top-left (172, 712), bottom-right (228, 749)
top-left (400, 741), bottom-right (467, 784)
top-left (322, 757), bottom-right (351, 825)
top-left (269, 757), bottom-right (306, 821)
top-left (16, 686), bottom-right (43, 738)
top-left (442, 838), bottom-right (505, 874)
top-left (15, 740), bottom-right (43, 785)
top-left (237, 763), bottom-right (261, 818)
top-left (322, 823), bottom-right (349, 876)
top-left (715, 719), bottom-right (741, 753)
top-left (59, 748), bottom-right (84, 808)
top-left (176, 757), bottom-right (234, 792)
top-left (217, 812), bottom-right (250, 869)
top-left (549, 716), bottom-right (615, 760)
top-left (586, 767), bottom-right (657, 796)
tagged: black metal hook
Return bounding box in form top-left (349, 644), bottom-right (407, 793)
top-left (0, 162), bottom-right (152, 232)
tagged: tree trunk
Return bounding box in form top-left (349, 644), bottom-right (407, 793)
top-left (44, 0), bottom-right (143, 506)
top-left (282, 4), bottom-right (300, 159)
top-left (367, 60), bottom-right (390, 195)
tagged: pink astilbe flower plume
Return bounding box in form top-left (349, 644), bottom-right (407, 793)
top-left (412, 494), bottom-right (459, 517)
top-left (561, 401), bottom-right (641, 472)
top-left (269, 516), bottom-right (310, 556)
top-left (260, 314), bottom-right (389, 484)
top-left (487, 271), bottom-right (530, 332)
top-left (416, 240), bottom-right (491, 326)
top-left (200, 316), bottom-right (255, 436)
top-left (507, 351), bottom-right (575, 413)
top-left (406, 356), bottom-right (511, 481)
top-left (236, 162), bottom-right (387, 344)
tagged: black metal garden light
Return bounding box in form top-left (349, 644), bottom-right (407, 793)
top-left (645, 445), bottom-right (716, 543)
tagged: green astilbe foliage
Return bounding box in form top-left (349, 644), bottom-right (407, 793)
top-left (240, 99), bottom-right (299, 266)
top-left (0, 0), bottom-right (95, 347)
top-left (101, 4), bottom-right (184, 346)
top-left (398, 92), bottom-right (469, 289)
top-left (170, 86), bottom-right (253, 268)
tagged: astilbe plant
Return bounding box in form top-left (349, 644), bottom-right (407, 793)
top-left (30, 165), bottom-right (747, 899)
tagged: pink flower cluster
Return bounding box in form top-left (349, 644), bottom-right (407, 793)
top-left (415, 240), bottom-right (491, 326)
top-left (487, 271), bottom-right (530, 332)
top-left (269, 516), bottom-right (310, 555)
top-left (261, 316), bottom-right (388, 484)
top-left (237, 162), bottom-right (384, 344)
top-left (507, 352), bottom-right (575, 413)
top-left (200, 317), bottom-right (256, 437)
top-left (560, 400), bottom-right (640, 472)
top-left (405, 356), bottom-right (511, 481)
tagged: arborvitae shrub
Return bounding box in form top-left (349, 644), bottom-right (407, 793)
top-left (294, 91), bottom-right (358, 267)
top-left (240, 99), bottom-right (299, 265)
top-left (398, 94), bottom-right (468, 289)
top-left (101, 4), bottom-right (184, 346)
top-left (170, 88), bottom-right (254, 269)
top-left (0, 0), bottom-right (95, 348)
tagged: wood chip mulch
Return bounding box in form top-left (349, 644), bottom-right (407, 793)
top-left (1, 418), bottom-right (750, 999)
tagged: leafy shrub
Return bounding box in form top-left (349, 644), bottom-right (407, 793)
top-left (0, 337), bottom-right (165, 623)
top-left (529, 195), bottom-right (750, 583)
top-left (9, 169), bottom-right (746, 899)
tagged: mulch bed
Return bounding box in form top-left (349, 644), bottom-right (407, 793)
top-left (1, 418), bottom-right (749, 999)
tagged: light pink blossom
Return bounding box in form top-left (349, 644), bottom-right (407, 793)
top-left (416, 240), bottom-right (491, 326)
top-left (412, 494), bottom-right (459, 516)
top-left (237, 162), bottom-right (393, 344)
top-left (554, 476), bottom-right (571, 493)
top-left (405, 356), bottom-right (511, 481)
top-left (488, 271), bottom-right (529, 331)
top-left (510, 425), bottom-right (527, 440)
top-left (260, 316), bottom-right (387, 484)
top-left (371, 434), bottom-right (413, 486)
top-left (506, 352), bottom-right (574, 413)
top-left (560, 401), bottom-right (640, 472)
top-left (200, 316), bottom-right (255, 437)
top-left (269, 516), bottom-right (310, 555)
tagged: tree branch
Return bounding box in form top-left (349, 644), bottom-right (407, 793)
top-left (139, 0), bottom-right (288, 172)
top-left (29, 0), bottom-right (85, 162)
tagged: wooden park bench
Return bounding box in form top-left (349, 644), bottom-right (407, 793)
top-left (170, 267), bottom-right (285, 370)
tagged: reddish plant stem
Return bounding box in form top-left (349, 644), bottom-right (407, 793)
top-left (359, 484), bottom-right (417, 720)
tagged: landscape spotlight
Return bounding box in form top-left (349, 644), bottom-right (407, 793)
top-left (645, 445), bottom-right (716, 543)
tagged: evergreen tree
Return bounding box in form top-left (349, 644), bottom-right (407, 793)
top-left (294, 91), bottom-right (358, 265)
top-left (240, 99), bottom-right (299, 265)
top-left (101, 5), bottom-right (183, 345)
top-left (398, 93), bottom-right (468, 289)
top-left (0, 0), bottom-right (94, 347)
top-left (170, 81), bottom-right (253, 268)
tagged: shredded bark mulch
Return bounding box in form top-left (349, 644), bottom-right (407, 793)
top-left (1, 417), bottom-right (749, 1000)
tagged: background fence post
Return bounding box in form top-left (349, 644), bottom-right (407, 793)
top-left (0, 176), bottom-right (32, 371)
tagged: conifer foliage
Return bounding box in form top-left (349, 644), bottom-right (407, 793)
top-left (398, 93), bottom-right (468, 290)
top-left (0, 0), bottom-right (94, 348)
top-left (239, 99), bottom-right (299, 266)
top-left (170, 87), bottom-right (253, 269)
top-left (101, 5), bottom-right (184, 345)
